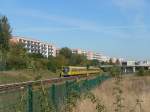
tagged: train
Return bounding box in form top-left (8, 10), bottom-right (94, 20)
top-left (60, 66), bottom-right (101, 77)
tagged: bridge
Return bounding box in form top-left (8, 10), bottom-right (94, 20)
top-left (100, 64), bottom-right (150, 73)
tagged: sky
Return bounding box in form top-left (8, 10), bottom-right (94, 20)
top-left (0, 0), bottom-right (150, 60)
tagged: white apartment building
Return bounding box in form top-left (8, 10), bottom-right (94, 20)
top-left (86, 51), bottom-right (110, 62)
top-left (86, 51), bottom-right (95, 60)
top-left (99, 55), bottom-right (110, 62)
top-left (10, 36), bottom-right (57, 57)
top-left (72, 49), bottom-right (87, 56)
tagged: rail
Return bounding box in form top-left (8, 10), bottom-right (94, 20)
top-left (0, 75), bottom-right (93, 92)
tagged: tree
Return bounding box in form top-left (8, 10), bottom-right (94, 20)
top-left (59, 47), bottom-right (72, 59)
top-left (110, 66), bottom-right (121, 77)
top-left (0, 16), bottom-right (12, 70)
top-left (109, 58), bottom-right (113, 65)
top-left (55, 55), bottom-right (68, 68)
top-left (90, 59), bottom-right (100, 67)
top-left (28, 53), bottom-right (45, 59)
top-left (47, 56), bottom-right (58, 72)
top-left (7, 43), bottom-right (28, 69)
top-left (136, 67), bottom-right (145, 76)
top-left (6, 43), bottom-right (29, 69)
top-left (0, 16), bottom-right (12, 51)
top-left (115, 59), bottom-right (120, 65)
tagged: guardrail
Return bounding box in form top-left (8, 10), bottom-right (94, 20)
top-left (0, 74), bottom-right (110, 112)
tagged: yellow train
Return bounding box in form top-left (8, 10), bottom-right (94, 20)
top-left (60, 66), bottom-right (101, 77)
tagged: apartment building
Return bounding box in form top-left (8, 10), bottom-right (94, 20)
top-left (72, 49), bottom-right (87, 56)
top-left (10, 36), bottom-right (57, 57)
top-left (99, 55), bottom-right (110, 62)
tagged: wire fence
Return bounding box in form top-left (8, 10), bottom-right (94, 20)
top-left (0, 74), bottom-right (109, 112)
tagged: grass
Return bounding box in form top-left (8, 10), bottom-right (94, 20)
top-left (0, 69), bottom-right (59, 84)
top-left (74, 76), bottom-right (150, 112)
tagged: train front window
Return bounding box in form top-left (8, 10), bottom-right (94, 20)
top-left (63, 67), bottom-right (69, 73)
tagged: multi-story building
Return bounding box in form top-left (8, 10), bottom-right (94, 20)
top-left (72, 49), bottom-right (87, 56)
top-left (86, 51), bottom-right (110, 62)
top-left (86, 51), bottom-right (95, 60)
top-left (10, 36), bottom-right (57, 57)
top-left (99, 55), bottom-right (110, 62)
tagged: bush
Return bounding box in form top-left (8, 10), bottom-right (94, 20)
top-left (109, 66), bottom-right (121, 77)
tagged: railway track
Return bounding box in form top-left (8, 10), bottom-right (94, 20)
top-left (0, 75), bottom-right (92, 92)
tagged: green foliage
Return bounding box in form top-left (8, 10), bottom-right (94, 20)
top-left (0, 15), bottom-right (12, 70)
top-left (90, 59), bottom-right (100, 67)
top-left (28, 53), bottom-right (45, 59)
top-left (55, 54), bottom-right (68, 67)
top-left (59, 47), bottom-right (72, 59)
top-left (115, 59), bottom-right (120, 65)
top-left (110, 66), bottom-right (121, 77)
top-left (7, 43), bottom-right (28, 69)
top-left (47, 56), bottom-right (58, 72)
top-left (0, 16), bottom-right (12, 51)
top-left (70, 54), bottom-right (87, 66)
top-left (58, 47), bottom-right (89, 67)
top-left (109, 58), bottom-right (113, 65)
top-left (136, 67), bottom-right (145, 76)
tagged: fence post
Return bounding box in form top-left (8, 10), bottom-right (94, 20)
top-left (65, 81), bottom-right (69, 98)
top-left (51, 84), bottom-right (57, 110)
top-left (28, 84), bottom-right (33, 112)
top-left (85, 79), bottom-right (89, 91)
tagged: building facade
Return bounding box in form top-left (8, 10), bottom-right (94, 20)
top-left (10, 36), bottom-right (57, 57)
top-left (71, 49), bottom-right (87, 56)
top-left (86, 51), bottom-right (110, 62)
top-left (99, 55), bottom-right (110, 62)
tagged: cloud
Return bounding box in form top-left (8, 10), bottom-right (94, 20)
top-left (15, 9), bottom-right (148, 29)
top-left (112, 0), bottom-right (146, 24)
top-left (111, 0), bottom-right (150, 39)
top-left (11, 7), bottom-right (150, 40)
top-left (112, 0), bottom-right (145, 10)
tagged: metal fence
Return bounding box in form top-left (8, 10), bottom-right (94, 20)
top-left (0, 75), bottom-right (109, 112)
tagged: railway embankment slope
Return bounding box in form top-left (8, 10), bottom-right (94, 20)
top-left (74, 76), bottom-right (150, 112)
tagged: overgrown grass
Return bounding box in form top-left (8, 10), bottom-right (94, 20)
top-left (74, 76), bottom-right (150, 112)
top-left (0, 69), bottom-right (59, 84)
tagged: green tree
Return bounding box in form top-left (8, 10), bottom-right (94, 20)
top-left (55, 55), bottom-right (68, 68)
top-left (59, 47), bottom-right (72, 59)
top-left (136, 67), bottom-right (145, 76)
top-left (115, 59), bottom-right (120, 65)
top-left (0, 16), bottom-right (11, 51)
top-left (90, 59), bottom-right (100, 67)
top-left (7, 44), bottom-right (29, 69)
top-left (110, 66), bottom-right (121, 77)
top-left (109, 58), bottom-right (113, 65)
top-left (70, 54), bottom-right (86, 66)
top-left (47, 56), bottom-right (58, 72)
top-left (28, 53), bottom-right (45, 59)
top-left (0, 16), bottom-right (12, 70)
top-left (7, 43), bottom-right (28, 69)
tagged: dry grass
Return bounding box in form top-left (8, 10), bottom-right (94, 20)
top-left (0, 70), bottom-right (59, 84)
top-left (74, 76), bottom-right (150, 112)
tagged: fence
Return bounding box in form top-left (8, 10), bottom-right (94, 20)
top-left (0, 74), bottom-right (109, 112)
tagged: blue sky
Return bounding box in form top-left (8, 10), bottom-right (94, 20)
top-left (0, 0), bottom-right (150, 60)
